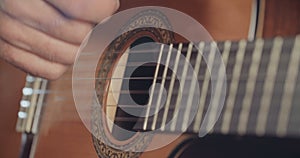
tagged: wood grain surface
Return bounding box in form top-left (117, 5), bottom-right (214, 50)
top-left (0, 0), bottom-right (253, 157)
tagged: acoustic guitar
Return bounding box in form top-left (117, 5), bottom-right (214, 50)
top-left (1, 0), bottom-right (300, 158)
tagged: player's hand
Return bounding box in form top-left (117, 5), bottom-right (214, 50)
top-left (0, 0), bottom-right (119, 80)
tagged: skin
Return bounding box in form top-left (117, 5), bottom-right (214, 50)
top-left (0, 0), bottom-right (119, 80)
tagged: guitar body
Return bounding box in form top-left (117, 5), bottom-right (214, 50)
top-left (1, 0), bottom-right (300, 158)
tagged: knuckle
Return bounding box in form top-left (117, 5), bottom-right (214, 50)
top-left (47, 48), bottom-right (57, 63)
top-left (40, 39), bottom-right (56, 60)
top-left (45, 18), bottom-right (65, 35)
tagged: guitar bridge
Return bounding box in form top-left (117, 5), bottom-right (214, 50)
top-left (16, 74), bottom-right (48, 134)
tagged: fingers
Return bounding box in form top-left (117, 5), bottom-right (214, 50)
top-left (0, 38), bottom-right (68, 80)
top-left (44, 0), bottom-right (120, 23)
top-left (0, 10), bottom-right (79, 65)
top-left (0, 0), bottom-right (119, 80)
top-left (0, 0), bottom-right (93, 44)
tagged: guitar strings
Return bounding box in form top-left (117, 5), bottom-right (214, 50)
top-left (37, 102), bottom-right (300, 124)
top-left (77, 37), bottom-right (294, 56)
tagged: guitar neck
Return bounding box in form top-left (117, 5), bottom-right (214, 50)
top-left (115, 35), bottom-right (300, 138)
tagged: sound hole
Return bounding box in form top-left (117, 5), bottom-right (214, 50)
top-left (111, 37), bottom-right (181, 141)
top-left (111, 37), bottom-right (156, 141)
top-left (129, 63), bottom-right (156, 105)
